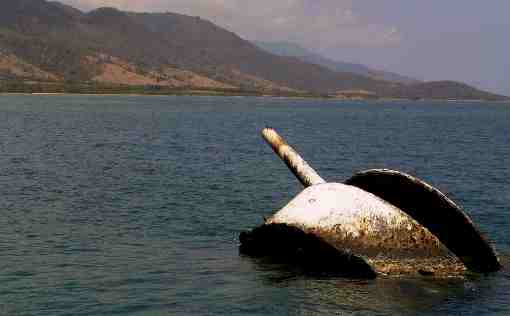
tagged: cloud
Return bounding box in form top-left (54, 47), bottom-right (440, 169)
top-left (60, 0), bottom-right (401, 49)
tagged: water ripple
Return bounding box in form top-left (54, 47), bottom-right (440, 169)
top-left (0, 95), bottom-right (509, 315)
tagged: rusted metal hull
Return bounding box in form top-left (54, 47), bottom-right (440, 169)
top-left (346, 169), bottom-right (501, 273)
top-left (240, 128), bottom-right (501, 278)
top-left (266, 183), bottom-right (448, 259)
top-left (240, 222), bottom-right (466, 277)
top-left (249, 182), bottom-right (466, 276)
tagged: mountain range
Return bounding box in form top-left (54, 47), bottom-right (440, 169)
top-left (253, 41), bottom-right (420, 85)
top-left (0, 0), bottom-right (507, 101)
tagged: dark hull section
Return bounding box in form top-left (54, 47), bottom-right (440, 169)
top-left (346, 169), bottom-right (502, 273)
top-left (240, 223), bottom-right (377, 279)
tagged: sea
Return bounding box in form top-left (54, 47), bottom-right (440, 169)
top-left (1, 94), bottom-right (509, 315)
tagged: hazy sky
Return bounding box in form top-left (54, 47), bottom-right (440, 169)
top-left (61, 0), bottom-right (510, 95)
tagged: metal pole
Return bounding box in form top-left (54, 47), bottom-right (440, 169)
top-left (262, 128), bottom-right (326, 187)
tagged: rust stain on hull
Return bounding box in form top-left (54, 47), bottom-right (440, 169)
top-left (310, 217), bottom-right (447, 259)
top-left (266, 183), bottom-right (451, 257)
top-left (259, 182), bottom-right (464, 276)
top-left (241, 222), bottom-right (466, 277)
top-left (368, 257), bottom-right (466, 277)
top-left (307, 221), bottom-right (466, 277)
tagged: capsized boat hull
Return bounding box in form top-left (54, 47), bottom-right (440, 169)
top-left (241, 183), bottom-right (466, 277)
top-left (346, 169), bottom-right (501, 273)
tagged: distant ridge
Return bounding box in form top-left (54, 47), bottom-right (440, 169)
top-left (0, 0), bottom-right (507, 100)
top-left (253, 41), bottom-right (420, 85)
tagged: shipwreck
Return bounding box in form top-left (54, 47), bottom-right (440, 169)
top-left (239, 128), bottom-right (502, 278)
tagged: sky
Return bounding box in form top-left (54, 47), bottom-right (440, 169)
top-left (60, 0), bottom-right (510, 95)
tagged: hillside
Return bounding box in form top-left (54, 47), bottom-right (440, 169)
top-left (0, 0), bottom-right (507, 100)
top-left (384, 81), bottom-right (507, 101)
top-left (253, 41), bottom-right (420, 85)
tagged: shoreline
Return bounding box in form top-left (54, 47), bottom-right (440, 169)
top-left (0, 91), bottom-right (509, 103)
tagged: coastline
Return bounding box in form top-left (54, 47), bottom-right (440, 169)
top-left (1, 80), bottom-right (509, 102)
top-left (3, 80), bottom-right (508, 102)
top-left (1, 91), bottom-right (509, 103)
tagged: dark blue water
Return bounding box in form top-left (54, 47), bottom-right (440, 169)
top-left (1, 95), bottom-right (509, 315)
